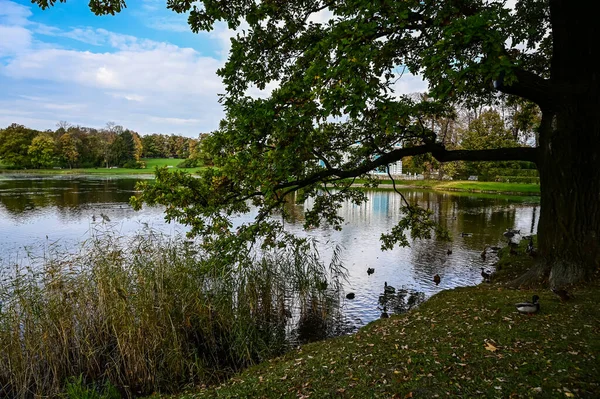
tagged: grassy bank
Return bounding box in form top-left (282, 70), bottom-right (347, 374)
top-left (0, 158), bottom-right (204, 175)
top-left (357, 179), bottom-right (540, 196)
top-left (160, 241), bottom-right (599, 399)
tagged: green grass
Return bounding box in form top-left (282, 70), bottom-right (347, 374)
top-left (0, 158), bottom-right (204, 175)
top-left (435, 180), bottom-right (540, 194)
top-left (153, 241), bottom-right (599, 399)
top-left (352, 179), bottom-right (540, 196)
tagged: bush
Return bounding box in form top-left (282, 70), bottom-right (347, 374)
top-left (121, 160), bottom-right (146, 169)
top-left (176, 158), bottom-right (199, 168)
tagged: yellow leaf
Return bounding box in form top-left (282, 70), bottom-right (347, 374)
top-left (484, 342), bottom-right (498, 352)
top-left (565, 393), bottom-right (574, 398)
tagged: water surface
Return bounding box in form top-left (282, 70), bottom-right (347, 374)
top-left (0, 175), bottom-right (539, 328)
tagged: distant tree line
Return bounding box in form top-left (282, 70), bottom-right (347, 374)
top-left (0, 122), bottom-right (203, 169)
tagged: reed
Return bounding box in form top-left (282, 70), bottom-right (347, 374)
top-left (0, 229), bottom-right (345, 398)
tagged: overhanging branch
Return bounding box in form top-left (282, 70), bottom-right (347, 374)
top-left (276, 144), bottom-right (538, 190)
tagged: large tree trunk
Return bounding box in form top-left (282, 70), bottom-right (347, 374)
top-left (532, 0), bottom-right (600, 286)
top-left (535, 105), bottom-right (600, 287)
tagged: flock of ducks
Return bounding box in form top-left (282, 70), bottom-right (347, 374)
top-left (344, 228), bottom-right (572, 318)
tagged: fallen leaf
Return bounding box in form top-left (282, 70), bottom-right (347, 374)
top-left (485, 342), bottom-right (498, 352)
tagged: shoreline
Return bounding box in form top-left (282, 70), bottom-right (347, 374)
top-left (1, 170), bottom-right (541, 197)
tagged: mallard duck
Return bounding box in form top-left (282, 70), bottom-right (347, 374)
top-left (447, 248), bottom-right (453, 255)
top-left (515, 295), bottom-right (540, 314)
top-left (346, 292), bottom-right (355, 300)
top-left (433, 274), bottom-right (441, 286)
top-left (460, 232), bottom-right (473, 237)
top-left (384, 282), bottom-right (396, 294)
top-left (480, 268), bottom-right (492, 282)
top-left (552, 288), bottom-right (572, 302)
top-left (367, 267), bottom-right (375, 275)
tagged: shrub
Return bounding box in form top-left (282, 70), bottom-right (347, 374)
top-left (176, 158), bottom-right (199, 168)
top-left (122, 160), bottom-right (146, 169)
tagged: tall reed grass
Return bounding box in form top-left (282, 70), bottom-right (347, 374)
top-left (0, 228), bottom-right (345, 398)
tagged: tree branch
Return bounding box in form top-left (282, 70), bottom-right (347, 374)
top-left (495, 67), bottom-right (554, 109)
top-left (276, 144), bottom-right (538, 190)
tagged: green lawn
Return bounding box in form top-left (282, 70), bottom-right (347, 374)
top-left (353, 179), bottom-right (540, 196)
top-left (0, 158), bottom-right (204, 175)
top-left (153, 241), bottom-right (599, 399)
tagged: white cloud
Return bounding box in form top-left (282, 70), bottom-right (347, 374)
top-left (149, 116), bottom-right (201, 125)
top-left (0, 25), bottom-right (31, 56)
top-left (0, 0), bottom-right (31, 25)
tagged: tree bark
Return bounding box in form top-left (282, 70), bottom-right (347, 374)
top-left (535, 101), bottom-right (600, 287)
top-left (529, 0), bottom-right (600, 286)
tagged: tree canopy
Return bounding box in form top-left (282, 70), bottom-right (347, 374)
top-left (38, 0), bottom-right (600, 286)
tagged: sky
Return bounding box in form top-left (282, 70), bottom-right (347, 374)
top-left (0, 0), bottom-right (428, 137)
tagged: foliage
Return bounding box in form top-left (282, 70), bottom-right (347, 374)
top-left (121, 159), bottom-right (146, 169)
top-left (65, 375), bottom-right (121, 399)
top-left (58, 132), bottom-right (80, 169)
top-left (455, 109), bottom-right (520, 179)
top-left (0, 124), bottom-right (36, 168)
top-left (140, 133), bottom-right (199, 159)
top-left (0, 123), bottom-right (197, 170)
top-left (28, 134), bottom-right (57, 169)
top-left (0, 229), bottom-right (346, 397)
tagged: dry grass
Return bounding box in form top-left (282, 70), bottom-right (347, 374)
top-left (0, 229), bottom-right (345, 398)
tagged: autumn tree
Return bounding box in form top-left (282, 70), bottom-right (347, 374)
top-left (58, 132), bottom-right (80, 169)
top-left (41, 0), bottom-right (600, 286)
top-left (0, 124), bottom-right (37, 168)
top-left (28, 134), bottom-right (57, 169)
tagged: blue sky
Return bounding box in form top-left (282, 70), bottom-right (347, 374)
top-left (0, 0), bottom-right (427, 137)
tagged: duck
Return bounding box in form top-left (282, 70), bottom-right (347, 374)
top-left (384, 282), bottom-right (396, 294)
top-left (480, 267), bottom-right (492, 282)
top-left (433, 274), bottom-right (441, 286)
top-left (480, 245), bottom-right (490, 260)
top-left (551, 288), bottom-right (572, 302)
top-left (367, 267), bottom-right (375, 275)
top-left (447, 248), bottom-right (453, 255)
top-left (503, 228), bottom-right (520, 238)
top-left (460, 232), bottom-right (473, 237)
top-left (515, 295), bottom-right (540, 314)
top-left (380, 306), bottom-right (389, 318)
top-left (526, 237), bottom-right (534, 254)
top-left (346, 292), bottom-right (355, 300)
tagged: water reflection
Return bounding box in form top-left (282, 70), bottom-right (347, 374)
top-left (0, 176), bottom-right (539, 330)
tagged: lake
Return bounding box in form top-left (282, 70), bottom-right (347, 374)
top-left (0, 174), bottom-right (539, 328)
